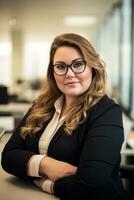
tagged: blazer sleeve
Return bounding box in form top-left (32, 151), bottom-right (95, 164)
top-left (53, 105), bottom-right (124, 199)
top-left (1, 107), bottom-right (36, 181)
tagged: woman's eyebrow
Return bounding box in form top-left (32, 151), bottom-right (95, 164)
top-left (54, 58), bottom-right (83, 64)
top-left (72, 58), bottom-right (83, 62)
top-left (54, 61), bottom-right (65, 64)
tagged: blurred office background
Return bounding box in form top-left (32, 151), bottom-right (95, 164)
top-left (0, 0), bottom-right (134, 147)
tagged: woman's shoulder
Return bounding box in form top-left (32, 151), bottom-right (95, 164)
top-left (87, 95), bottom-right (122, 123)
top-left (93, 95), bottom-right (120, 111)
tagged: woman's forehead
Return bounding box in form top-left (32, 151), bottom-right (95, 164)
top-left (53, 46), bottom-right (83, 63)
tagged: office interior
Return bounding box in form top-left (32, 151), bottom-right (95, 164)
top-left (0, 0), bottom-right (134, 199)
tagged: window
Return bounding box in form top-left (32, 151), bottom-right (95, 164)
top-left (0, 41), bottom-right (12, 86)
top-left (120, 0), bottom-right (132, 111)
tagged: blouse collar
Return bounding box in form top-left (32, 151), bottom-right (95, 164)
top-left (54, 95), bottom-right (64, 114)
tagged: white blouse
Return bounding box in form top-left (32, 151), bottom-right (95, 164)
top-left (28, 95), bottom-right (65, 193)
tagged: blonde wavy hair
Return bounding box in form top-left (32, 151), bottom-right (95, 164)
top-left (21, 33), bottom-right (106, 138)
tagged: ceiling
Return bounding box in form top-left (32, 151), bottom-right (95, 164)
top-left (0, 0), bottom-right (119, 42)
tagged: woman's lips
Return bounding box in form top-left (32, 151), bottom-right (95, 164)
top-left (65, 82), bottom-right (79, 85)
top-left (64, 82), bottom-right (79, 87)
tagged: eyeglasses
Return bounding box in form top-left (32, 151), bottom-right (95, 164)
top-left (53, 60), bottom-right (86, 76)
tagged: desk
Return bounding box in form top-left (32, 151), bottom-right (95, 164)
top-left (121, 149), bottom-right (134, 156)
top-left (0, 103), bottom-right (31, 131)
top-left (0, 103), bottom-right (31, 115)
top-left (0, 133), bottom-right (59, 200)
top-left (121, 148), bottom-right (134, 165)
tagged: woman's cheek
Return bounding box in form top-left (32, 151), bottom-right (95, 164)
top-left (54, 75), bottom-right (64, 90)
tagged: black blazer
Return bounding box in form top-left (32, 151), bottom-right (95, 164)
top-left (1, 95), bottom-right (129, 200)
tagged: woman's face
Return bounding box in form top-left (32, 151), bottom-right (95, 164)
top-left (53, 46), bottom-right (92, 102)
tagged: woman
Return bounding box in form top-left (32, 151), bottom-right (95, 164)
top-left (1, 33), bottom-right (129, 200)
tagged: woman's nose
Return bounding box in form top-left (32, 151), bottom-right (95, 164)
top-left (66, 67), bottom-right (75, 77)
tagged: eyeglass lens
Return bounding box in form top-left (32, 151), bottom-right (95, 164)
top-left (53, 60), bottom-right (86, 75)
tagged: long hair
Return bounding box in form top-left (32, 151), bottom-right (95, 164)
top-left (21, 33), bottom-right (106, 138)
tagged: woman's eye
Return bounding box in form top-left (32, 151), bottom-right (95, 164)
top-left (73, 62), bottom-right (83, 68)
top-left (56, 65), bottom-right (66, 70)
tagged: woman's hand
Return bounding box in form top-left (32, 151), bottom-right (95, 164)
top-left (39, 156), bottom-right (77, 182)
top-left (34, 177), bottom-right (54, 194)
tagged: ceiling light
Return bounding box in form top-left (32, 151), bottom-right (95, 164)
top-left (64, 16), bottom-right (97, 27)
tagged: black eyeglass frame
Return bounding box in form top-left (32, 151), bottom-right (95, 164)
top-left (53, 60), bottom-right (86, 76)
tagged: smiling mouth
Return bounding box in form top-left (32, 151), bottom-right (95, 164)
top-left (65, 82), bottom-right (79, 85)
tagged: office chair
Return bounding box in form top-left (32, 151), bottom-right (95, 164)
top-left (0, 85), bottom-right (9, 104)
top-left (119, 164), bottom-right (134, 199)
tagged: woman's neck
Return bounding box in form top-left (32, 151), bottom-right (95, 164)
top-left (63, 96), bottom-right (76, 113)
